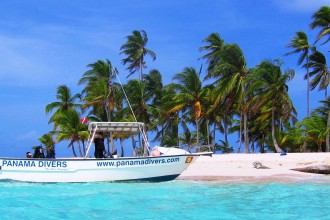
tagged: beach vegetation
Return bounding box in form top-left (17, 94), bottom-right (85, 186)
top-left (43, 6), bottom-right (330, 155)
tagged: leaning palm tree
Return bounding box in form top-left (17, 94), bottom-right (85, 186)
top-left (286, 31), bottom-right (315, 116)
top-left (45, 85), bottom-right (82, 128)
top-left (310, 6), bottom-right (330, 45)
top-left (248, 59), bottom-right (295, 153)
top-left (120, 30), bottom-right (156, 80)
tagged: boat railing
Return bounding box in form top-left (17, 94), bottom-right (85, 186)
top-left (178, 145), bottom-right (214, 153)
top-left (194, 145), bottom-right (214, 153)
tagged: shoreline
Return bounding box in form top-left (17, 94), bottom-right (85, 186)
top-left (178, 153), bottom-right (330, 183)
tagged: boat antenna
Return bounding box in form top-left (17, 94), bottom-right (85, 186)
top-left (114, 68), bottom-right (150, 152)
top-left (114, 68), bottom-right (138, 122)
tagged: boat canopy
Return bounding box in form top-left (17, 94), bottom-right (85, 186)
top-left (88, 122), bottom-right (145, 135)
top-left (85, 122), bottom-right (149, 158)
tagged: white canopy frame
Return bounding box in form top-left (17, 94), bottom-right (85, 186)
top-left (84, 122), bottom-right (149, 158)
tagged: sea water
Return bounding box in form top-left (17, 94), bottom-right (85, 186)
top-left (0, 180), bottom-right (329, 220)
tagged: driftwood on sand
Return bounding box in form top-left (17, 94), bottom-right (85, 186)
top-left (291, 165), bottom-right (330, 175)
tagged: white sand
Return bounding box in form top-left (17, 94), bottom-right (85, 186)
top-left (178, 153), bottom-right (330, 183)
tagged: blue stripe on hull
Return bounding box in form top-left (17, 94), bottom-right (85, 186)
top-left (0, 175), bottom-right (181, 183)
top-left (117, 174), bottom-right (180, 183)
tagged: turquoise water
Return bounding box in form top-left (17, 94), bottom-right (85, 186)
top-left (0, 180), bottom-right (329, 220)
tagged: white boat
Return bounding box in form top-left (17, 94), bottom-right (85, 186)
top-left (0, 122), bottom-right (212, 183)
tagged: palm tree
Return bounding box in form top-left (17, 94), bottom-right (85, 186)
top-left (297, 115), bottom-right (327, 152)
top-left (79, 59), bottom-right (116, 84)
top-left (310, 6), bottom-right (330, 45)
top-left (204, 85), bottom-right (234, 151)
top-left (213, 45), bottom-right (249, 153)
top-left (200, 33), bottom-right (249, 152)
top-left (310, 6), bottom-right (330, 152)
top-left (120, 30), bottom-right (156, 80)
top-left (179, 121), bottom-right (197, 151)
top-left (142, 69), bottom-right (166, 137)
top-left (124, 79), bottom-right (149, 124)
top-left (143, 69), bottom-right (163, 107)
top-left (154, 86), bottom-right (180, 146)
top-left (313, 97), bottom-right (330, 152)
top-left (55, 109), bottom-right (89, 157)
top-left (248, 59), bottom-right (295, 153)
top-left (286, 31), bottom-right (315, 116)
top-left (38, 133), bottom-right (55, 158)
top-left (306, 51), bottom-right (329, 97)
top-left (83, 78), bottom-right (115, 121)
top-left (123, 79), bottom-right (151, 155)
top-left (79, 59), bottom-right (119, 122)
top-left (199, 32), bottom-right (225, 75)
top-left (281, 123), bottom-right (305, 152)
top-left (45, 85), bottom-right (82, 128)
top-left (164, 67), bottom-right (209, 146)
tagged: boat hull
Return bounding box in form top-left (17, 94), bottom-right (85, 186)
top-left (0, 155), bottom-right (197, 183)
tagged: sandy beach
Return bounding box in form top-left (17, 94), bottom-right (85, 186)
top-left (178, 153), bottom-right (330, 183)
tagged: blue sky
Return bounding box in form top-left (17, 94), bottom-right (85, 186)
top-left (0, 0), bottom-right (329, 157)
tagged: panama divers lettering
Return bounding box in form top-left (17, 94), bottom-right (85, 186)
top-left (2, 160), bottom-right (67, 168)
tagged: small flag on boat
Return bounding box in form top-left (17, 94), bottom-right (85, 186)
top-left (80, 117), bottom-right (88, 124)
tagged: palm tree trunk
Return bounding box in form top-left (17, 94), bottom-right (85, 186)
top-left (213, 122), bottom-right (216, 153)
top-left (120, 138), bottom-right (124, 157)
top-left (206, 119), bottom-right (210, 145)
top-left (243, 111), bottom-right (249, 153)
top-left (77, 140), bottom-right (83, 157)
top-left (261, 134), bottom-right (265, 153)
top-left (317, 141), bottom-right (322, 152)
top-left (105, 104), bottom-right (112, 155)
top-left (131, 136), bottom-right (136, 157)
top-left (82, 141), bottom-right (86, 156)
top-left (271, 102), bottom-right (282, 153)
top-left (238, 112), bottom-right (243, 153)
top-left (224, 117), bottom-right (229, 149)
top-left (139, 59), bottom-right (143, 81)
top-left (196, 117), bottom-right (199, 146)
top-left (326, 109), bottom-right (330, 152)
top-left (69, 142), bottom-right (77, 157)
top-left (307, 56), bottom-right (310, 117)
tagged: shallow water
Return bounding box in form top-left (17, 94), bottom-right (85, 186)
top-left (0, 180), bottom-right (329, 220)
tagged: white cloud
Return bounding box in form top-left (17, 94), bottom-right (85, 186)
top-left (274, 0), bottom-right (330, 13)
